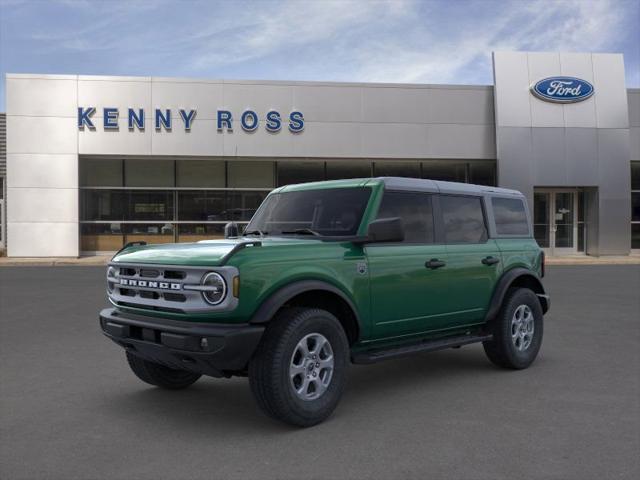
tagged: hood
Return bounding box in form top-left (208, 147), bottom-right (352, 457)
top-left (112, 236), bottom-right (323, 266)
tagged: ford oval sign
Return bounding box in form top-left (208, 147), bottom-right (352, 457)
top-left (531, 77), bottom-right (594, 103)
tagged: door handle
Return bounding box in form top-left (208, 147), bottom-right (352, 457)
top-left (482, 256), bottom-right (500, 266)
top-left (425, 259), bottom-right (446, 269)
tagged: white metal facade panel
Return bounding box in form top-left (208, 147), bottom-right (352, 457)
top-left (493, 51), bottom-right (632, 255)
top-left (527, 52), bottom-right (565, 128)
top-left (7, 154), bottom-right (78, 188)
top-left (592, 54), bottom-right (629, 129)
top-left (6, 77), bottom-right (77, 118)
top-left (560, 53), bottom-right (597, 128)
top-left (7, 222), bottom-right (79, 257)
top-left (6, 76), bottom-right (80, 256)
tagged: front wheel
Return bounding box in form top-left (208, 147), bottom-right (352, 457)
top-left (483, 288), bottom-right (544, 369)
top-left (126, 351), bottom-right (201, 389)
top-left (249, 307), bottom-right (349, 427)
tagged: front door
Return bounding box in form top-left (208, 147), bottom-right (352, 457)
top-left (534, 189), bottom-right (578, 255)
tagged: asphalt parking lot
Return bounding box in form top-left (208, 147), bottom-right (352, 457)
top-left (0, 265), bottom-right (638, 480)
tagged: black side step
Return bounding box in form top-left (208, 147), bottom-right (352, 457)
top-left (352, 333), bottom-right (492, 365)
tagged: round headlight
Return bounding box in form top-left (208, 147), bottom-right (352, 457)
top-left (106, 266), bottom-right (116, 293)
top-left (201, 272), bottom-right (227, 305)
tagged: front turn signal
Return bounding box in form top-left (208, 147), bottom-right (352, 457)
top-left (233, 276), bottom-right (240, 298)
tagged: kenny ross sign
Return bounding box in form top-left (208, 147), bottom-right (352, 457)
top-left (77, 107), bottom-right (304, 133)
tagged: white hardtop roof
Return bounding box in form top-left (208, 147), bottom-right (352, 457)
top-left (379, 177), bottom-right (523, 197)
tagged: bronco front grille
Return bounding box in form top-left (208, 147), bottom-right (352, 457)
top-left (107, 263), bottom-right (238, 314)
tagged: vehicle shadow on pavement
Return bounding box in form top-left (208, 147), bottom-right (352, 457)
top-left (100, 346), bottom-right (502, 433)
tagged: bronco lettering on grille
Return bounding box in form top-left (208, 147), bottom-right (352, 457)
top-left (119, 278), bottom-right (182, 290)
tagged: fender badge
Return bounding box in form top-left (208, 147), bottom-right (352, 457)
top-left (356, 262), bottom-right (368, 275)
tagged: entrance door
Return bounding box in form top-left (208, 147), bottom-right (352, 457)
top-left (534, 189), bottom-right (578, 255)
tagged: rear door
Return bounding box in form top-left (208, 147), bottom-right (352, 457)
top-left (365, 191), bottom-right (451, 340)
top-left (439, 194), bottom-right (502, 326)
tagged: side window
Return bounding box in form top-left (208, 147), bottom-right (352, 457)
top-left (492, 197), bottom-right (529, 236)
top-left (376, 191), bottom-right (434, 243)
top-left (440, 195), bottom-right (487, 244)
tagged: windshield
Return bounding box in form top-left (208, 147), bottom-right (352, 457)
top-left (245, 187), bottom-right (372, 237)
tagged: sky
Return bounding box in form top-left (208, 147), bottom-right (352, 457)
top-left (0, 0), bottom-right (639, 111)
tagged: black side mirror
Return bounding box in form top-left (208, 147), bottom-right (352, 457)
top-left (224, 222), bottom-right (239, 239)
top-left (366, 217), bottom-right (404, 243)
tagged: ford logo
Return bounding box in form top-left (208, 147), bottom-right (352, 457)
top-left (531, 77), bottom-right (594, 103)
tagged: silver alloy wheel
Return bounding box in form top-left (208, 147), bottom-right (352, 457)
top-left (289, 333), bottom-right (334, 401)
top-left (511, 304), bottom-right (535, 351)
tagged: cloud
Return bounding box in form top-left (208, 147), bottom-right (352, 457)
top-left (187, 0), bottom-right (413, 70)
top-left (0, 0), bottom-right (638, 96)
top-left (350, 0), bottom-right (634, 84)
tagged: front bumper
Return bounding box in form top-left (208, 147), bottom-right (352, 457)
top-left (99, 308), bottom-right (264, 378)
top-left (536, 293), bottom-right (550, 314)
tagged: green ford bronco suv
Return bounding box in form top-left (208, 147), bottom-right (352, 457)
top-left (100, 177), bottom-right (549, 426)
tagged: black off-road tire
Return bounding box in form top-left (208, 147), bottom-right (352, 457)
top-left (248, 307), bottom-right (349, 427)
top-left (483, 287), bottom-right (544, 369)
top-left (126, 351), bottom-right (201, 389)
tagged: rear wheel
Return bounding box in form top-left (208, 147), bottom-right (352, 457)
top-left (126, 351), bottom-right (201, 389)
top-left (483, 288), bottom-right (544, 369)
top-left (249, 307), bottom-right (349, 427)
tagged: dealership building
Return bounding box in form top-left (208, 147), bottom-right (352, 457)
top-left (1, 51), bottom-right (639, 257)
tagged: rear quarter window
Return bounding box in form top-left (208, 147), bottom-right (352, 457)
top-left (492, 197), bottom-right (530, 236)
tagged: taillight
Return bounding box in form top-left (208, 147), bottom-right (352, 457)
top-left (540, 251), bottom-right (545, 278)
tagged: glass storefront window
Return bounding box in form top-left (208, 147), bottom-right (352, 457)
top-left (226, 191), bottom-right (268, 221)
top-left (80, 223), bottom-right (124, 252)
top-left (468, 162), bottom-right (496, 186)
top-left (421, 161), bottom-right (466, 182)
top-left (176, 160), bottom-right (225, 188)
top-left (123, 223), bottom-right (175, 245)
top-left (326, 161), bottom-right (372, 180)
top-left (80, 158), bottom-right (124, 187)
top-left (631, 162), bottom-right (640, 191)
top-left (632, 192), bottom-right (640, 223)
top-left (228, 161), bottom-right (275, 188)
top-left (177, 223), bottom-right (227, 242)
top-left (177, 191), bottom-right (267, 222)
top-left (277, 161), bottom-right (325, 186)
top-left (81, 190), bottom-right (126, 221)
top-left (178, 191), bottom-right (225, 221)
top-left (125, 159), bottom-right (175, 187)
top-left (78, 157), bottom-right (499, 252)
top-left (374, 161), bottom-right (420, 178)
top-left (632, 224), bottom-right (640, 249)
top-left (633, 163), bottom-right (640, 250)
top-left (127, 191), bottom-right (174, 221)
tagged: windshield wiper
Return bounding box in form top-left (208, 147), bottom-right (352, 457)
top-left (281, 228), bottom-right (321, 236)
top-left (244, 229), bottom-right (268, 236)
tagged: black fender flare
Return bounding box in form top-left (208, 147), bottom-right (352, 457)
top-left (249, 280), bottom-right (361, 328)
top-left (485, 268), bottom-right (549, 322)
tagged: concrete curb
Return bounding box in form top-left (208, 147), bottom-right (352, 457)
top-left (0, 257), bottom-right (111, 266)
top-left (545, 256), bottom-right (640, 265)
